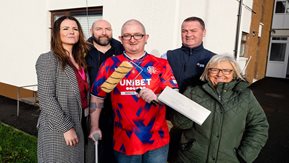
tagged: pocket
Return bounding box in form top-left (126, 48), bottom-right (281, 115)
top-left (180, 138), bottom-right (203, 161)
top-left (44, 115), bottom-right (56, 131)
top-left (179, 138), bottom-right (196, 151)
top-left (37, 115), bottom-right (54, 131)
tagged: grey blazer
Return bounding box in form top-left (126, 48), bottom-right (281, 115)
top-left (36, 51), bottom-right (86, 163)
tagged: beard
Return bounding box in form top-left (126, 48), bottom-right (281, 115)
top-left (92, 35), bottom-right (112, 46)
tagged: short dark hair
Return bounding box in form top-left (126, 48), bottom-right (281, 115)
top-left (183, 17), bottom-right (205, 29)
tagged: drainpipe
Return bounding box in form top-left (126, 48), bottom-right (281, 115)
top-left (234, 0), bottom-right (243, 59)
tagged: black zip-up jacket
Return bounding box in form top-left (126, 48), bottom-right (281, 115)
top-left (85, 37), bottom-right (124, 163)
top-left (86, 37), bottom-right (124, 85)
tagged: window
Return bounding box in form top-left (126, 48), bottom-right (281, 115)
top-left (269, 37), bottom-right (288, 61)
top-left (51, 7), bottom-right (103, 39)
top-left (239, 32), bottom-right (248, 57)
top-left (269, 43), bottom-right (287, 61)
top-left (275, 0), bottom-right (289, 14)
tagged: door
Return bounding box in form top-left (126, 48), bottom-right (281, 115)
top-left (266, 36), bottom-right (289, 78)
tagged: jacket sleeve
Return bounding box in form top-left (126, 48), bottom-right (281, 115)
top-left (36, 53), bottom-right (74, 133)
top-left (237, 90), bottom-right (269, 163)
top-left (171, 87), bottom-right (194, 129)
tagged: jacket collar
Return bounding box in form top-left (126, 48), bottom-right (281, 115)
top-left (181, 43), bottom-right (204, 53)
top-left (207, 80), bottom-right (248, 92)
top-left (203, 79), bottom-right (249, 103)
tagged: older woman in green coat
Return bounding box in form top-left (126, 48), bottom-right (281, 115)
top-left (171, 55), bottom-right (269, 163)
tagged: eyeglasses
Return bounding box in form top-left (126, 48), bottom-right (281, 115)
top-left (121, 34), bottom-right (145, 40)
top-left (208, 68), bottom-right (233, 75)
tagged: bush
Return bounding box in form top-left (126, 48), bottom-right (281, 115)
top-left (0, 123), bottom-right (37, 163)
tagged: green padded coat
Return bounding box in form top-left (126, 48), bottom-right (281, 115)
top-left (172, 80), bottom-right (269, 163)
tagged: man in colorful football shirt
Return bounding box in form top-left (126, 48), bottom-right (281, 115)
top-left (89, 19), bottom-right (178, 163)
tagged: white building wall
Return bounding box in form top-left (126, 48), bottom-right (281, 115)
top-left (0, 1), bottom-right (49, 87)
top-left (0, 0), bottom-right (253, 87)
top-left (272, 0), bottom-right (289, 29)
top-left (205, 0), bottom-right (240, 55)
top-left (103, 0), bottom-right (181, 56)
top-left (272, 15), bottom-right (289, 28)
top-left (104, 0), bottom-right (252, 56)
top-left (48, 0), bottom-right (103, 10)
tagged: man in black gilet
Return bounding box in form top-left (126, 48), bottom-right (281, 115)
top-left (164, 17), bottom-right (214, 162)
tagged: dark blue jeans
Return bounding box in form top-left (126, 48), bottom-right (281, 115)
top-left (114, 145), bottom-right (169, 163)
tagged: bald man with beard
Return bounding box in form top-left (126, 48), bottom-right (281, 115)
top-left (86, 19), bottom-right (124, 84)
top-left (86, 19), bottom-right (124, 163)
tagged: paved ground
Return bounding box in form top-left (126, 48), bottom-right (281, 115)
top-left (0, 77), bottom-right (288, 162)
top-left (0, 97), bottom-right (39, 136)
top-left (250, 77), bottom-right (289, 163)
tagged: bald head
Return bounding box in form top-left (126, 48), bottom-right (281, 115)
top-left (119, 19), bottom-right (149, 58)
top-left (90, 19), bottom-right (113, 46)
top-left (121, 19), bottom-right (146, 35)
top-left (92, 19), bottom-right (112, 29)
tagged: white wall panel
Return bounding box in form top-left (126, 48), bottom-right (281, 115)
top-left (0, 0), bottom-right (254, 87)
top-left (0, 1), bottom-right (49, 86)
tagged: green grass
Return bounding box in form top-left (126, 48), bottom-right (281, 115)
top-left (0, 122), bottom-right (37, 163)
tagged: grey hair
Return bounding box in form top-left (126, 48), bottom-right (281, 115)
top-left (121, 19), bottom-right (146, 35)
top-left (200, 54), bottom-right (245, 81)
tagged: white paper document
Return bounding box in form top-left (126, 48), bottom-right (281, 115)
top-left (158, 86), bottom-right (211, 125)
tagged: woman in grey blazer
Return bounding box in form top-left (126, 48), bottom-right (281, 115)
top-left (36, 16), bottom-right (90, 163)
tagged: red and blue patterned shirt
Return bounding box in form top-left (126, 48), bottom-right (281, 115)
top-left (91, 53), bottom-right (178, 155)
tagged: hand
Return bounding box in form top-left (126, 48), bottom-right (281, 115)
top-left (137, 88), bottom-right (158, 104)
top-left (89, 127), bottom-right (102, 141)
top-left (63, 128), bottom-right (79, 146)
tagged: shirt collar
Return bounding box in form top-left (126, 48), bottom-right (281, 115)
top-left (123, 51), bottom-right (147, 61)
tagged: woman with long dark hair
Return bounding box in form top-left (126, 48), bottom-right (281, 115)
top-left (36, 16), bottom-right (89, 162)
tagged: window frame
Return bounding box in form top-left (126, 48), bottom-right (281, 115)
top-left (51, 6), bottom-right (102, 25)
top-left (50, 7), bottom-right (103, 38)
top-left (275, 0), bottom-right (289, 14)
